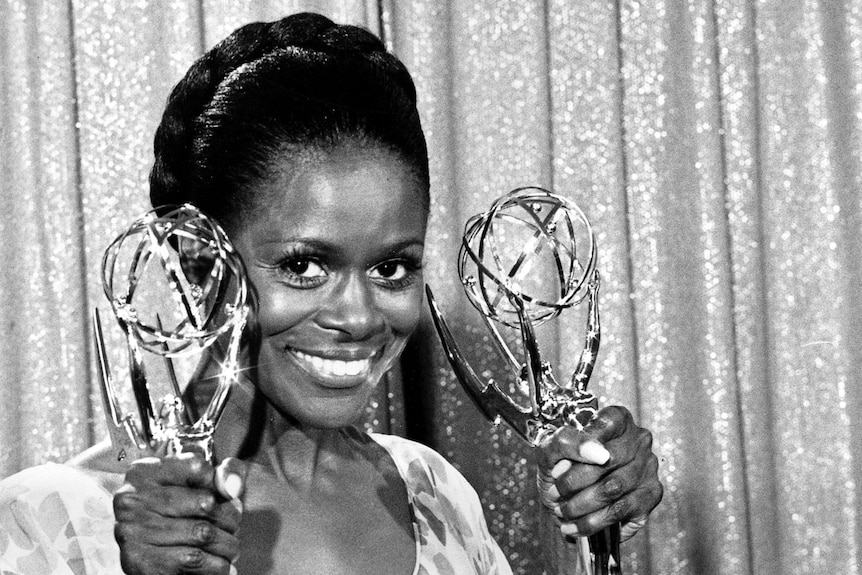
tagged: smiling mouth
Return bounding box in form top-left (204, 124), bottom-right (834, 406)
top-left (289, 349), bottom-right (376, 380)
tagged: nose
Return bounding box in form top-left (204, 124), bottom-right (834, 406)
top-left (317, 272), bottom-right (386, 340)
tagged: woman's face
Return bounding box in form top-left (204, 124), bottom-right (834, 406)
top-left (231, 145), bottom-right (428, 429)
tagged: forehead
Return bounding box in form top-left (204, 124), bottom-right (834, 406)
top-left (240, 146), bottom-right (428, 245)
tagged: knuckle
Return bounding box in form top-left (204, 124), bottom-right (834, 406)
top-left (186, 456), bottom-right (205, 475)
top-left (589, 405), bottom-right (628, 437)
top-left (114, 522), bottom-right (131, 545)
top-left (637, 427), bottom-right (654, 449)
top-left (600, 476), bottom-right (625, 501)
top-left (198, 494), bottom-right (217, 514)
top-left (119, 547), bottom-right (145, 575)
top-left (193, 521), bottom-right (216, 545)
top-left (181, 547), bottom-right (208, 570)
top-left (113, 491), bottom-right (137, 514)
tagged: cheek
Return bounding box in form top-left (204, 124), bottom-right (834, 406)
top-left (379, 287), bottom-right (424, 337)
top-left (249, 274), bottom-right (316, 336)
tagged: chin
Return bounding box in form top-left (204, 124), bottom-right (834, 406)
top-left (258, 371), bottom-right (380, 431)
top-left (290, 395), bottom-right (373, 430)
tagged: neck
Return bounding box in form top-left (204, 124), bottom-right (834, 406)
top-left (207, 373), bottom-right (363, 490)
top-left (255, 416), bottom-right (351, 486)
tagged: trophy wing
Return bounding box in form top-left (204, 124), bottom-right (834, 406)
top-left (425, 286), bottom-right (535, 441)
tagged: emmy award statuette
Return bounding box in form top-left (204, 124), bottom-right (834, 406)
top-left (426, 187), bottom-right (621, 575)
top-left (93, 204), bottom-right (250, 463)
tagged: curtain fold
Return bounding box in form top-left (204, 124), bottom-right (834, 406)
top-left (2, 1), bottom-right (861, 574)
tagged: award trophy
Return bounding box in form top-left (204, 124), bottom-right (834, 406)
top-left (93, 204), bottom-right (250, 463)
top-left (425, 187), bottom-right (620, 574)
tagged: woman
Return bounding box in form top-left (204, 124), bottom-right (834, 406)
top-left (0, 12), bottom-right (660, 575)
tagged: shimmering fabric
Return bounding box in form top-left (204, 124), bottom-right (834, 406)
top-left (2, 1), bottom-right (862, 574)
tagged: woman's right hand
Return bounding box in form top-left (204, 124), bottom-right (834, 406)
top-left (113, 453), bottom-right (246, 575)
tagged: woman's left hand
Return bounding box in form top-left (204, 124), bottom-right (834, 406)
top-left (536, 405), bottom-right (662, 541)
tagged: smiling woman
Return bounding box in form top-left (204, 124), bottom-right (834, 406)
top-left (237, 145), bottom-right (427, 431)
top-left (0, 11), bottom-right (661, 575)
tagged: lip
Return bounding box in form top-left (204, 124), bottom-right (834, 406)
top-left (286, 346), bottom-right (381, 389)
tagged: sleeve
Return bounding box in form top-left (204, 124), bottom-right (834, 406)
top-left (0, 463), bottom-right (121, 575)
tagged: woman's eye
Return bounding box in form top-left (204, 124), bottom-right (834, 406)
top-left (369, 260), bottom-right (420, 289)
top-left (284, 258), bottom-right (326, 277)
top-left (278, 257), bottom-right (327, 287)
top-left (371, 261), bottom-right (408, 280)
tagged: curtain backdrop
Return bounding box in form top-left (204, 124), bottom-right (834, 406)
top-left (2, 1), bottom-right (861, 574)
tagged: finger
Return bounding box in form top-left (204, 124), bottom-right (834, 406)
top-left (559, 471), bottom-right (663, 536)
top-left (540, 406), bottom-right (634, 470)
top-left (126, 453), bottom-right (216, 490)
top-left (120, 542), bottom-right (233, 575)
top-left (115, 482), bottom-right (214, 516)
top-left (620, 514), bottom-right (649, 541)
top-left (559, 446), bottom-right (660, 519)
top-left (214, 457), bottom-right (249, 513)
top-left (114, 485), bottom-right (241, 534)
top-left (538, 426), bottom-right (611, 471)
top-left (551, 425), bottom-right (655, 502)
top-left (557, 464), bottom-right (639, 520)
top-left (115, 512), bottom-right (240, 560)
top-left (581, 405), bottom-right (634, 444)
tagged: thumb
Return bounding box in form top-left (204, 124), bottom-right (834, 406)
top-left (214, 457), bottom-right (249, 512)
top-left (538, 426), bottom-right (611, 474)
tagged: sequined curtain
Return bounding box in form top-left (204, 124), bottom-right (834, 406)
top-left (2, 1), bottom-right (861, 574)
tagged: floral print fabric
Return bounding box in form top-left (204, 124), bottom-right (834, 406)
top-left (371, 434), bottom-right (513, 575)
top-left (0, 435), bottom-right (512, 575)
top-left (0, 463), bottom-right (119, 575)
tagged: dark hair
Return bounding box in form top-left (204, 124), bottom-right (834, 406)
top-left (149, 12), bottom-right (429, 225)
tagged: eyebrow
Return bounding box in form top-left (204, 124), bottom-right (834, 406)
top-left (257, 237), bottom-right (425, 256)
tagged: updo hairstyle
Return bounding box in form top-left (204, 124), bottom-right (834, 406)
top-left (149, 12), bottom-right (429, 227)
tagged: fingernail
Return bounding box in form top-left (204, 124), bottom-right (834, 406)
top-left (579, 440), bottom-right (610, 465)
top-left (547, 484), bottom-right (561, 501)
top-left (552, 504), bottom-right (563, 518)
top-left (560, 522), bottom-right (579, 536)
top-left (224, 473), bottom-right (242, 500)
top-left (551, 460), bottom-right (572, 479)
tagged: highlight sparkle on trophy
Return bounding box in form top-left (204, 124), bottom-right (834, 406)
top-left (93, 204), bottom-right (250, 463)
top-left (426, 187), bottom-right (621, 575)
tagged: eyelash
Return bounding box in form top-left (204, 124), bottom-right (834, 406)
top-left (275, 248), bottom-right (328, 288)
top-left (370, 258), bottom-right (423, 290)
top-left (274, 249), bottom-right (422, 291)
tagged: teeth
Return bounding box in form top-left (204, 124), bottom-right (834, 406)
top-left (294, 350), bottom-right (370, 377)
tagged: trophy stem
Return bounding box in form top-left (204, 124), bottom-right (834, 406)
top-left (478, 307), bottom-right (521, 374)
top-left (514, 300), bottom-right (545, 418)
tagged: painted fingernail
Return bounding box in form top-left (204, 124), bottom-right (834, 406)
top-left (547, 484), bottom-right (561, 501)
top-left (551, 459), bottom-right (572, 479)
top-left (224, 473), bottom-right (243, 500)
top-left (560, 522), bottom-right (579, 536)
top-left (552, 504), bottom-right (564, 518)
top-left (579, 440), bottom-right (610, 465)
